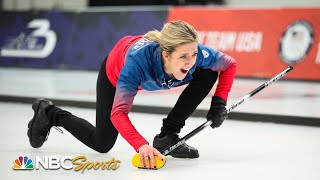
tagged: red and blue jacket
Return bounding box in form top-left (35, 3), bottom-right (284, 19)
top-left (106, 35), bottom-right (237, 151)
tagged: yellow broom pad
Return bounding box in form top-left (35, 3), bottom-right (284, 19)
top-left (132, 154), bottom-right (166, 169)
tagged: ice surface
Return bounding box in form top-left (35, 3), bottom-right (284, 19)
top-left (1, 102), bottom-right (320, 180)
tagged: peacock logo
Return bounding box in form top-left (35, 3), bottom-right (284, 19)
top-left (12, 156), bottom-right (34, 170)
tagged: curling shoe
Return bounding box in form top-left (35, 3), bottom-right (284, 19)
top-left (153, 133), bottom-right (199, 158)
top-left (27, 99), bottom-right (62, 148)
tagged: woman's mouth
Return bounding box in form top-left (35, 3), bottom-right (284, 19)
top-left (180, 68), bottom-right (188, 74)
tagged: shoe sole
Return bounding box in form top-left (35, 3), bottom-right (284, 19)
top-left (156, 148), bottom-right (199, 159)
top-left (27, 99), bottom-right (44, 148)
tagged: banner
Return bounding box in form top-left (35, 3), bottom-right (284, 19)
top-left (167, 7), bottom-right (320, 80)
top-left (0, 10), bottom-right (168, 70)
top-left (0, 11), bottom-right (75, 69)
top-left (1, 8), bottom-right (319, 80)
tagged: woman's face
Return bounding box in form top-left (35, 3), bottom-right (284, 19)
top-left (162, 42), bottom-right (198, 80)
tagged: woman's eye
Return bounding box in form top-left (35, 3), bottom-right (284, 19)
top-left (193, 52), bottom-right (198, 56)
top-left (180, 55), bottom-right (186, 59)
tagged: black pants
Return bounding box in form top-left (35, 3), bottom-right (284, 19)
top-left (47, 58), bottom-right (118, 153)
top-left (161, 68), bottom-right (218, 134)
top-left (47, 58), bottom-right (218, 153)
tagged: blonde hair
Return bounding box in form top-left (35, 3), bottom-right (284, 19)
top-left (143, 20), bottom-right (198, 54)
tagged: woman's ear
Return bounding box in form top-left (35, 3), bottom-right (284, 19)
top-left (162, 51), bottom-right (169, 62)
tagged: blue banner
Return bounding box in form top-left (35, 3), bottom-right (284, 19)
top-left (0, 10), bottom-right (167, 70)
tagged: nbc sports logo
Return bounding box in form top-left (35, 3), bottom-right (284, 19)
top-left (11, 155), bottom-right (120, 172)
top-left (12, 156), bottom-right (34, 170)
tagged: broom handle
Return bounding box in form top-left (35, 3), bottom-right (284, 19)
top-left (162, 66), bottom-right (293, 156)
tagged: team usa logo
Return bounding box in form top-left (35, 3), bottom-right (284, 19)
top-left (279, 20), bottom-right (314, 64)
top-left (12, 156), bottom-right (34, 170)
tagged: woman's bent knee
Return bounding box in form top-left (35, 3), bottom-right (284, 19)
top-left (94, 142), bottom-right (116, 153)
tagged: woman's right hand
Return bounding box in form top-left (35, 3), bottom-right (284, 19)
top-left (138, 144), bottom-right (163, 169)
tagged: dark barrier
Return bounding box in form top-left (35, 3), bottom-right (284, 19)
top-left (0, 10), bottom-right (168, 70)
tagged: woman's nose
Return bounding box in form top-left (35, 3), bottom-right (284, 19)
top-left (185, 57), bottom-right (195, 65)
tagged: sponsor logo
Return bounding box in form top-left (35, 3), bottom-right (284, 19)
top-left (12, 155), bottom-right (120, 173)
top-left (279, 20), bottom-right (314, 64)
top-left (202, 50), bottom-right (209, 58)
top-left (132, 38), bottom-right (150, 50)
top-left (12, 156), bottom-right (34, 170)
top-left (198, 31), bottom-right (263, 53)
top-left (1, 19), bottom-right (57, 58)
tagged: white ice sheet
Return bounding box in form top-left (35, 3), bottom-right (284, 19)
top-left (1, 102), bottom-right (320, 180)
